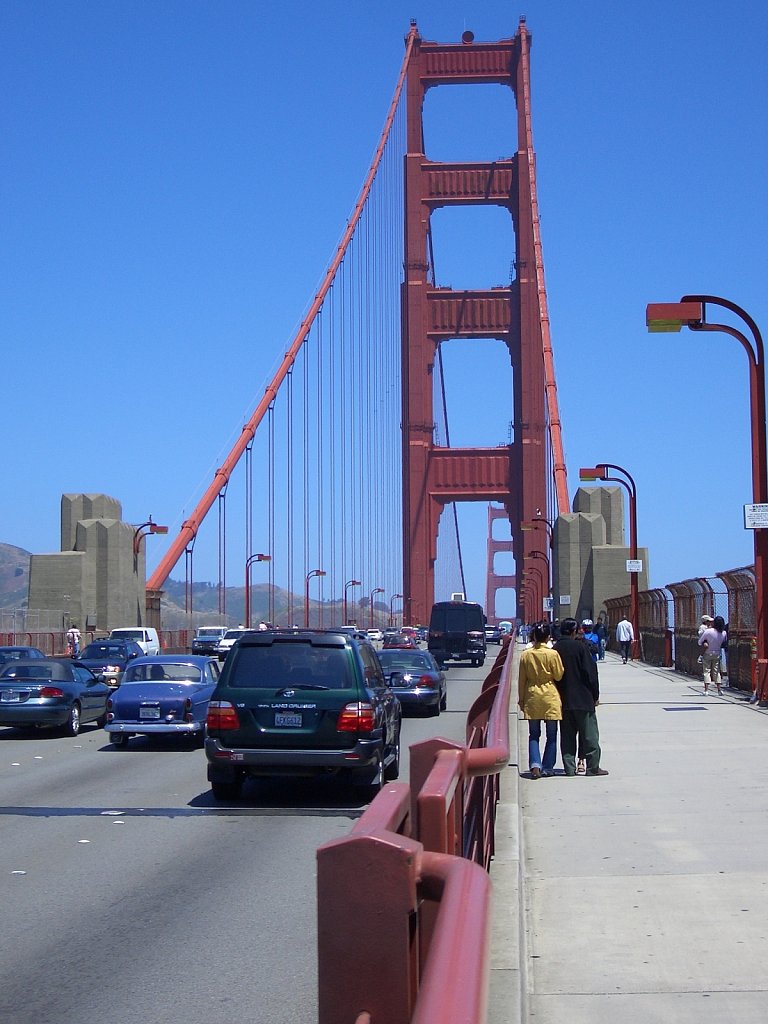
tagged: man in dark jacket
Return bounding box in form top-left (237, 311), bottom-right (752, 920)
top-left (553, 618), bottom-right (609, 777)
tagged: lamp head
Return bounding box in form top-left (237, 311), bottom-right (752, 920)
top-left (645, 301), bottom-right (703, 333)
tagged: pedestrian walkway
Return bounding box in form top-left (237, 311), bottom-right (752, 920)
top-left (488, 649), bottom-right (768, 1023)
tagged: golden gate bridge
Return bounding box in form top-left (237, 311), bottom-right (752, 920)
top-left (146, 18), bottom-right (569, 629)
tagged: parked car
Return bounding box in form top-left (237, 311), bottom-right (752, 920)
top-left (108, 627), bottom-right (161, 656)
top-left (191, 626), bottom-right (229, 655)
top-left (205, 628), bottom-right (402, 801)
top-left (0, 658), bottom-right (109, 735)
top-left (215, 628), bottom-right (250, 661)
top-left (105, 655), bottom-right (221, 747)
top-left (484, 624), bottom-right (503, 645)
top-left (382, 632), bottom-right (418, 650)
top-left (377, 648), bottom-right (446, 716)
top-left (367, 628), bottom-right (384, 642)
top-left (76, 639), bottom-right (144, 688)
top-left (0, 646), bottom-right (46, 665)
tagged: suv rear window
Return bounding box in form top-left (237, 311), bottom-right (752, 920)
top-left (225, 641), bottom-right (355, 689)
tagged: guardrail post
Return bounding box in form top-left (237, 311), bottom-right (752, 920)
top-left (317, 831), bottom-right (422, 1024)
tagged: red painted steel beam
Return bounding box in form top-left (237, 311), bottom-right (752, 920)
top-left (411, 852), bottom-right (491, 1024)
top-left (146, 26), bottom-right (420, 595)
top-left (402, 20), bottom-right (569, 625)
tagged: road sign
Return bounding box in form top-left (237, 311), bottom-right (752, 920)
top-left (626, 559), bottom-right (643, 573)
top-left (744, 504), bottom-right (768, 529)
top-left (559, 595), bottom-right (571, 605)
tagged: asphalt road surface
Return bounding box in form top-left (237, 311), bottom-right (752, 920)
top-left (0, 657), bottom-right (490, 1024)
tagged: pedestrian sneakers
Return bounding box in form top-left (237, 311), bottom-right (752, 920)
top-left (576, 759), bottom-right (586, 775)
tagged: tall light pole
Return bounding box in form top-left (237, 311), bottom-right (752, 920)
top-left (245, 553), bottom-right (271, 629)
top-left (389, 593), bottom-right (403, 627)
top-left (304, 569), bottom-right (326, 628)
top-left (133, 516), bottom-right (169, 570)
top-left (369, 587), bottom-right (384, 629)
top-left (580, 463), bottom-right (639, 657)
top-left (524, 565), bottom-right (545, 621)
top-left (647, 296), bottom-right (768, 701)
top-left (344, 579), bottom-right (362, 626)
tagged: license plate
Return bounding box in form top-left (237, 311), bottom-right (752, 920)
top-left (140, 707), bottom-right (161, 719)
top-left (274, 712), bottom-right (302, 727)
top-left (0, 691), bottom-right (20, 703)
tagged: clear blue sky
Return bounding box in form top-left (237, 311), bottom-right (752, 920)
top-left (2, 0), bottom-right (767, 612)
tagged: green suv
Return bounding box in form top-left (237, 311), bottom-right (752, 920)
top-left (205, 629), bottom-right (402, 800)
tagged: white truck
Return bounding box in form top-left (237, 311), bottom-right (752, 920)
top-left (109, 627), bottom-right (160, 656)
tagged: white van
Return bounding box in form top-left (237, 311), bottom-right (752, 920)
top-left (109, 627), bottom-right (161, 656)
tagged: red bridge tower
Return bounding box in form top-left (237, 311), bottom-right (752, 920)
top-left (402, 20), bottom-right (567, 625)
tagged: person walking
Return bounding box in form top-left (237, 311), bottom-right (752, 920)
top-left (66, 624), bottom-right (81, 658)
top-left (518, 621), bottom-right (564, 779)
top-left (595, 619), bottom-right (608, 661)
top-left (616, 614), bottom-right (634, 664)
top-left (581, 619), bottom-right (600, 661)
top-left (554, 617), bottom-right (609, 777)
top-left (698, 614), bottom-right (728, 695)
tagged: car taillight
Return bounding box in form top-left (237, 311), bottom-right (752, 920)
top-left (40, 686), bottom-right (65, 698)
top-left (107, 698), bottom-right (113, 710)
top-left (184, 697), bottom-right (193, 723)
top-left (207, 701), bottom-right (240, 730)
top-left (416, 674), bottom-right (437, 688)
top-left (337, 702), bottom-right (375, 733)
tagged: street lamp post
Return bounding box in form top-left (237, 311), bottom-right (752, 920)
top-left (344, 579), bottom-right (362, 626)
top-left (580, 463), bottom-right (639, 657)
top-left (304, 569), bottom-right (327, 628)
top-left (389, 593), bottom-right (403, 627)
top-left (522, 513), bottom-right (556, 618)
top-left (369, 587), bottom-right (384, 629)
top-left (524, 565), bottom-right (546, 620)
top-left (245, 553), bottom-right (271, 629)
top-left (133, 516), bottom-right (169, 569)
top-left (647, 296), bottom-right (768, 701)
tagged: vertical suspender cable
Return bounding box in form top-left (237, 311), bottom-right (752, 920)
top-left (147, 25), bottom-right (419, 594)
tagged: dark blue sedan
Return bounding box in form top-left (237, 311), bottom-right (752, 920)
top-left (0, 658), bottom-right (109, 735)
top-left (105, 655), bottom-right (220, 747)
top-left (0, 646), bottom-right (46, 666)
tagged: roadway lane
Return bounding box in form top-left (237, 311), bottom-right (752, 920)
top-left (0, 655), bottom-right (492, 1024)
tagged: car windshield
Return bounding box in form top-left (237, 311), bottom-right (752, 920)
top-left (122, 663), bottom-right (203, 684)
top-left (227, 643), bottom-right (354, 689)
top-left (222, 631), bottom-right (244, 641)
top-left (379, 651), bottom-right (431, 672)
top-left (0, 663), bottom-right (67, 681)
top-left (82, 644), bottom-right (128, 658)
top-left (113, 630), bottom-right (142, 639)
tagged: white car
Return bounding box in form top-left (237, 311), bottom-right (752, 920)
top-left (367, 628), bottom-right (384, 642)
top-left (215, 628), bottom-right (248, 661)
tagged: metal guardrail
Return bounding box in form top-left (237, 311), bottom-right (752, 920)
top-left (604, 564), bottom-right (758, 693)
top-left (316, 639), bottom-right (513, 1024)
top-left (0, 629), bottom-right (191, 656)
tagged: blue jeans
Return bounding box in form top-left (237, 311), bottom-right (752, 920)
top-left (528, 720), bottom-right (559, 772)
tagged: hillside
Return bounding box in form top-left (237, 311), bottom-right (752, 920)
top-left (0, 543), bottom-right (32, 608)
top-left (0, 545), bottom-right (374, 629)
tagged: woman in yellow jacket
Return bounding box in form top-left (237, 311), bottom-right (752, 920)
top-left (518, 621), bottom-right (564, 779)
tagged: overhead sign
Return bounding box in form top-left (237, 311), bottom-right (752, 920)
top-left (559, 595), bottom-right (571, 605)
top-left (626, 559), bottom-right (643, 573)
top-left (543, 597), bottom-right (553, 611)
top-left (744, 504), bottom-right (768, 529)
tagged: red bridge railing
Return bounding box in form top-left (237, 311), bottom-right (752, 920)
top-left (316, 639), bottom-right (513, 1024)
